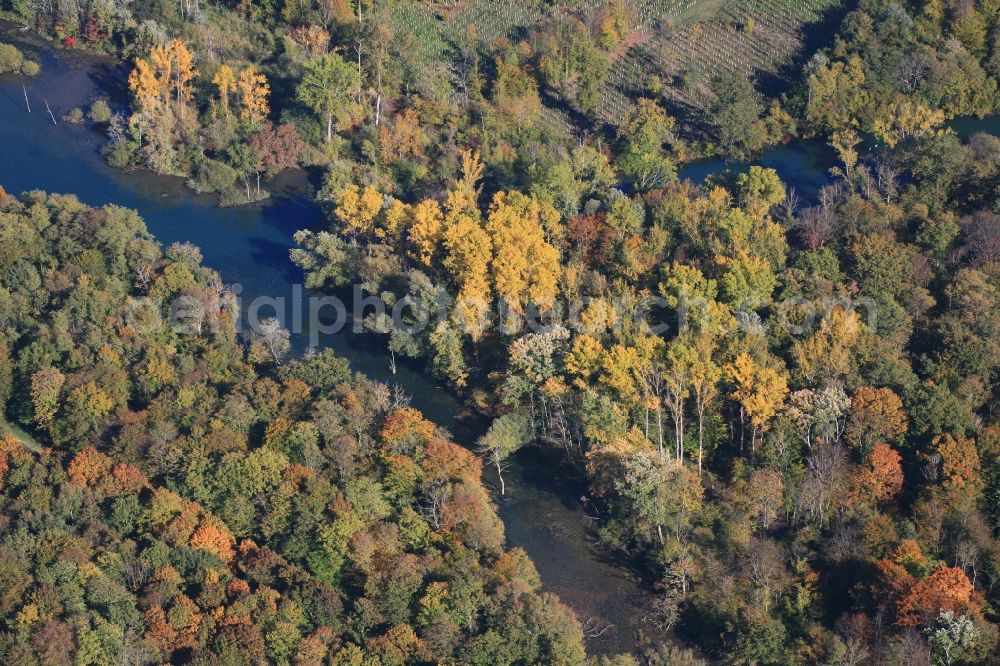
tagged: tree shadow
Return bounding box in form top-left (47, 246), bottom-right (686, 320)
top-left (762, 1), bottom-right (857, 99)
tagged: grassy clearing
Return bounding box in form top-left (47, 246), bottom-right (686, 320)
top-left (0, 417), bottom-right (42, 453)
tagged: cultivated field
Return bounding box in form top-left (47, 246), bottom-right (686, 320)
top-left (388, 0), bottom-right (843, 130)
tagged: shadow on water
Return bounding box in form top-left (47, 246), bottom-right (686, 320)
top-left (677, 138), bottom-right (838, 202)
top-left (491, 447), bottom-right (667, 654)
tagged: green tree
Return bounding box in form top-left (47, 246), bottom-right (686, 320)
top-left (927, 611), bottom-right (978, 666)
top-left (227, 143), bottom-right (263, 201)
top-left (616, 451), bottom-right (703, 545)
top-left (297, 53), bottom-right (360, 141)
top-left (710, 75), bottom-right (767, 160)
top-left (614, 98), bottom-right (677, 191)
top-left (0, 339), bottom-right (11, 414)
top-left (476, 414), bottom-right (532, 495)
top-left (291, 230), bottom-right (352, 289)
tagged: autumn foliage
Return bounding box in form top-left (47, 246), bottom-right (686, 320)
top-left (853, 442), bottom-right (904, 503)
top-left (190, 520), bottom-right (236, 563)
top-left (67, 446), bottom-right (113, 486)
top-left (896, 566), bottom-right (977, 626)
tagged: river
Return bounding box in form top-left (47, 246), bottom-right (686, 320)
top-left (3, 26), bottom-right (997, 657)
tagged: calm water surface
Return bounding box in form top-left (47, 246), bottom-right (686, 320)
top-left (678, 138), bottom-right (838, 200)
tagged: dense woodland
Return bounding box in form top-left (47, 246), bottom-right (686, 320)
top-left (0, 188), bottom-right (597, 664)
top-left (5, 0), bottom-right (1000, 664)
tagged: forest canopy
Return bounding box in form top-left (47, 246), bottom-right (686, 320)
top-left (5, 0), bottom-right (1000, 663)
top-left (0, 189), bottom-right (587, 665)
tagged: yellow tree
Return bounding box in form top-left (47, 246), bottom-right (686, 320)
top-left (873, 96), bottom-right (945, 148)
top-left (629, 335), bottom-right (667, 452)
top-left (443, 214), bottom-right (492, 339)
top-left (600, 344), bottom-right (643, 409)
top-left (805, 56), bottom-right (869, 131)
top-left (167, 38), bottom-right (197, 107)
top-left (445, 149), bottom-right (484, 217)
top-left (408, 199), bottom-right (444, 266)
top-left (131, 39), bottom-right (196, 115)
top-left (378, 197), bottom-right (411, 245)
top-left (726, 353), bottom-right (788, 455)
top-left (435, 148), bottom-right (488, 328)
top-left (334, 184), bottom-right (382, 236)
top-left (409, 199), bottom-right (444, 266)
top-left (379, 108), bottom-right (426, 161)
top-left (830, 128), bottom-right (861, 177)
top-left (213, 64), bottom-right (236, 116)
top-left (148, 41), bottom-right (174, 100)
top-left (128, 58), bottom-right (163, 113)
top-left (485, 191), bottom-right (561, 315)
top-left (237, 66), bottom-right (270, 124)
top-left (791, 307), bottom-right (860, 385)
top-left (565, 334), bottom-right (605, 388)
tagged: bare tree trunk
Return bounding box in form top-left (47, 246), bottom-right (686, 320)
top-left (355, 43), bottom-right (362, 104)
top-left (375, 65), bottom-right (382, 126)
top-left (496, 460), bottom-right (506, 495)
top-left (657, 408), bottom-right (663, 456)
top-left (697, 403), bottom-right (705, 476)
top-left (528, 392), bottom-right (537, 438)
top-left (738, 406), bottom-right (746, 453)
top-left (677, 409), bottom-right (684, 462)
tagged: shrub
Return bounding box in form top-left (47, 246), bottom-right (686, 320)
top-left (102, 141), bottom-right (137, 168)
top-left (20, 59), bottom-right (39, 76)
top-left (0, 43), bottom-right (23, 73)
top-left (63, 108), bottom-right (84, 124)
top-left (88, 99), bottom-right (112, 123)
top-left (218, 186), bottom-right (268, 207)
top-left (189, 159), bottom-right (237, 193)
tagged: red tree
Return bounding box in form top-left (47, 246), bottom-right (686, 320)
top-left (567, 213), bottom-right (615, 263)
top-left (896, 566), bottom-right (975, 626)
top-left (250, 123), bottom-right (304, 176)
top-left (854, 443), bottom-right (904, 503)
